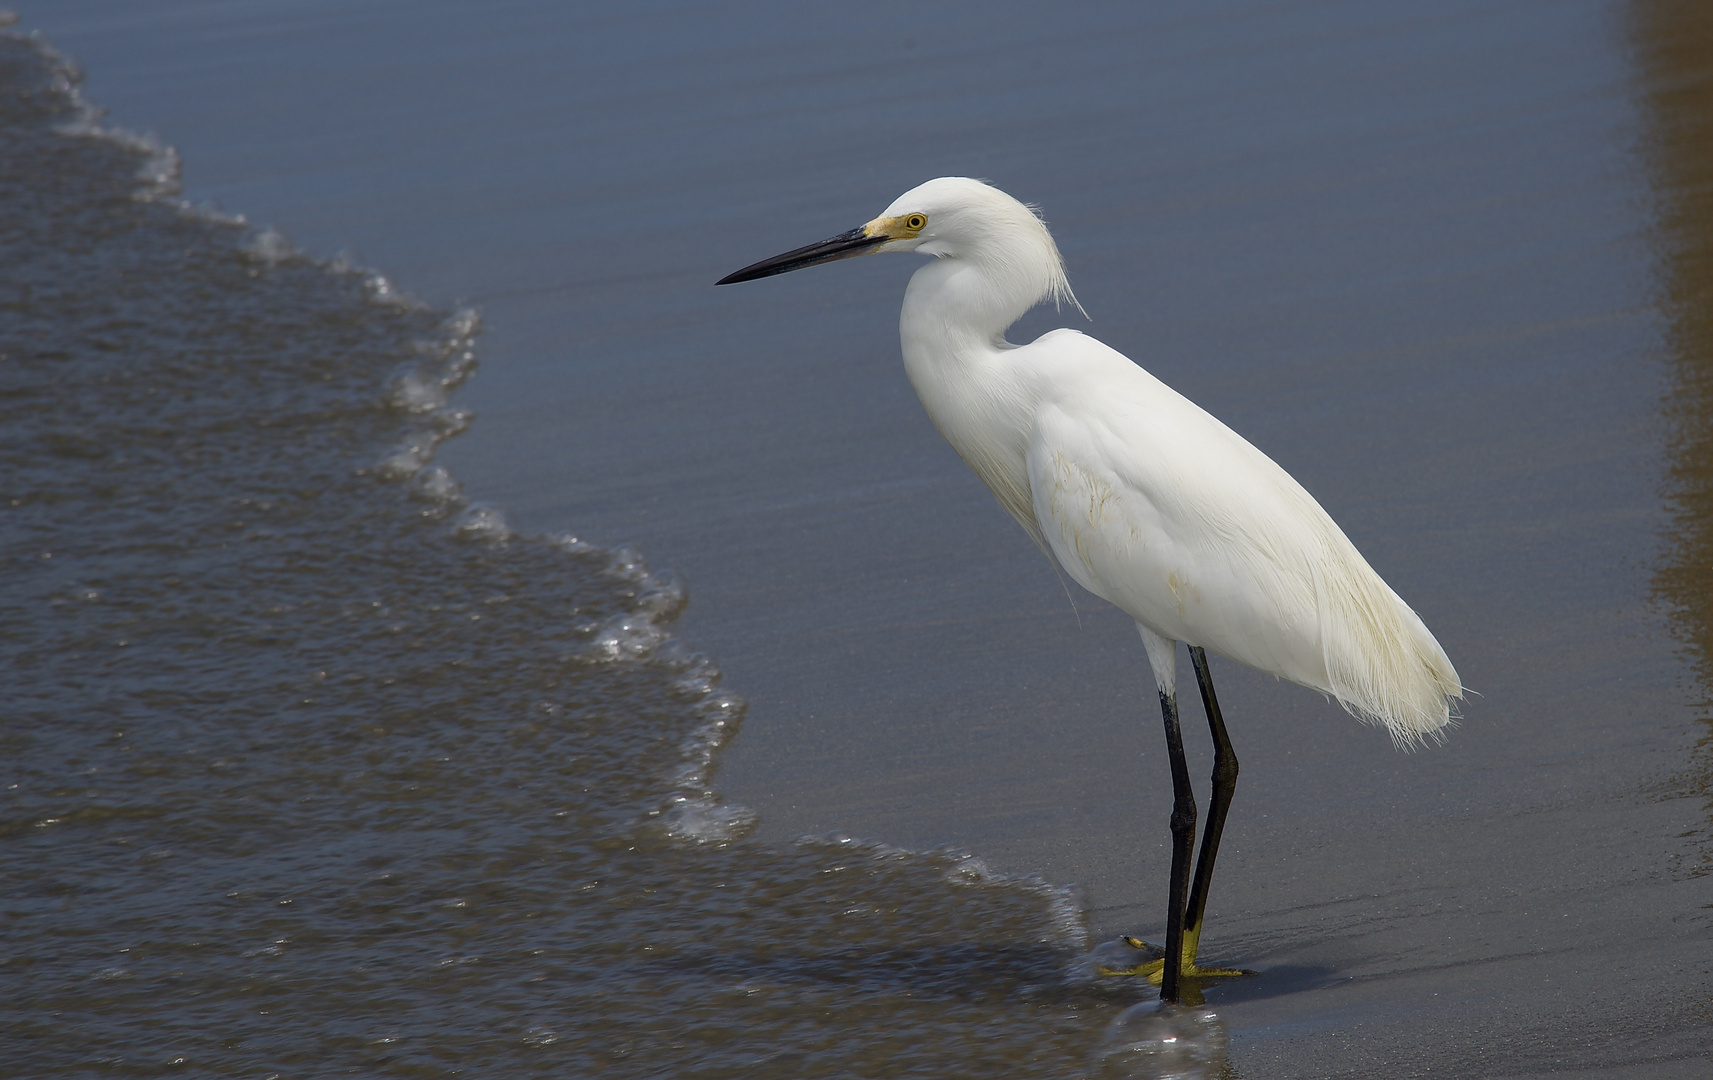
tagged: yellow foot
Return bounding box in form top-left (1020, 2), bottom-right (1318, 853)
top-left (1092, 936), bottom-right (1255, 982)
top-left (1091, 936), bottom-right (1254, 1006)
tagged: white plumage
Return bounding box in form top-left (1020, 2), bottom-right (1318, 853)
top-left (880, 177), bottom-right (1461, 747)
top-left (718, 175), bottom-right (1463, 1000)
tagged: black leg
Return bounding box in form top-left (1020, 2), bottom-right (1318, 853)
top-left (1182, 646), bottom-right (1239, 964)
top-left (1158, 685), bottom-right (1197, 1004)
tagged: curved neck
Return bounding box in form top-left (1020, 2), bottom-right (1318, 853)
top-left (899, 252), bottom-right (1050, 436)
top-left (894, 254), bottom-right (1044, 545)
top-left (898, 257), bottom-right (1032, 372)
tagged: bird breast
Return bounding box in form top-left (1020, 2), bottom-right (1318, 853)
top-left (908, 346), bottom-right (1045, 550)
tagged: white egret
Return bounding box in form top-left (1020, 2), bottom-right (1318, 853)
top-left (717, 177), bottom-right (1462, 1003)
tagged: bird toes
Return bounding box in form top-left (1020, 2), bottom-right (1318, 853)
top-left (1087, 936), bottom-right (1255, 981)
top-left (1091, 935), bottom-right (1167, 976)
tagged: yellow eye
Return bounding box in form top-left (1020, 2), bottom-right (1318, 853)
top-left (904, 214), bottom-right (927, 232)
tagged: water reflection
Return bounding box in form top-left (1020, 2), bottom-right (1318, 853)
top-left (1633, 0), bottom-right (1713, 836)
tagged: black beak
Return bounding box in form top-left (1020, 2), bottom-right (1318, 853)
top-left (716, 226), bottom-right (889, 285)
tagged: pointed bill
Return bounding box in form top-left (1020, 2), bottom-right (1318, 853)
top-left (716, 225), bottom-right (890, 285)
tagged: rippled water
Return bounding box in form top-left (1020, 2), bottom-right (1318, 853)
top-left (0, 31), bottom-right (1240, 1078)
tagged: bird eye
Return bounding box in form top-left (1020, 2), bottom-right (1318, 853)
top-left (904, 214), bottom-right (927, 232)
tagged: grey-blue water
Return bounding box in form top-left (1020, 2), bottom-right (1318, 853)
top-left (0, 35), bottom-right (1135, 1078)
top-left (6, 2), bottom-right (1713, 1076)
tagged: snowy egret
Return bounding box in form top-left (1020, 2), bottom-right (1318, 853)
top-left (717, 177), bottom-right (1462, 1003)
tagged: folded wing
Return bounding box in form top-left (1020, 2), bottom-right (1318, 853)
top-left (1022, 335), bottom-right (1460, 747)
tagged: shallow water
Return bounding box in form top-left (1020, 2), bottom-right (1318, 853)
top-left (0, 36), bottom-right (1192, 1078)
top-left (9, 1), bottom-right (1713, 1076)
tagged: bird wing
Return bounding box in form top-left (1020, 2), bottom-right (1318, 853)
top-left (1021, 331), bottom-right (1459, 745)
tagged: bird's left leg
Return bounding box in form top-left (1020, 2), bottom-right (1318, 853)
top-left (1176, 646), bottom-right (1250, 979)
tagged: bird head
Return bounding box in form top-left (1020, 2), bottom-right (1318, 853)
top-left (717, 177), bottom-right (1079, 315)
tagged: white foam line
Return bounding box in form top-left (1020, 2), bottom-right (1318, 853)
top-left (7, 17), bottom-right (1104, 936)
top-left (795, 833), bottom-right (1092, 952)
top-left (8, 16), bottom-right (762, 850)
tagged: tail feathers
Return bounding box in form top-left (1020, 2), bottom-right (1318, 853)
top-left (1315, 553), bottom-right (1463, 751)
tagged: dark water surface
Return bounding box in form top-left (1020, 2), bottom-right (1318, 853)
top-left (0, 36), bottom-right (1129, 1079)
top-left (10, 0), bottom-right (1713, 1076)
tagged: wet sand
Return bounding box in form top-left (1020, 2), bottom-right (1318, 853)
top-left (35, 0), bottom-right (1712, 1074)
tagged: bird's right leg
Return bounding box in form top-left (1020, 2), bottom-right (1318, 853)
top-left (1157, 684), bottom-right (1197, 1003)
top-left (1094, 635), bottom-right (1250, 998)
top-left (1095, 627), bottom-right (1200, 1001)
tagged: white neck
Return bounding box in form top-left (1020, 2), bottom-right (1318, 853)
top-left (896, 256), bottom-right (1046, 540)
top-left (900, 258), bottom-right (1013, 419)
